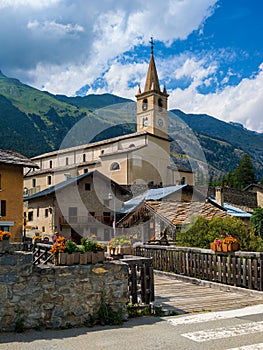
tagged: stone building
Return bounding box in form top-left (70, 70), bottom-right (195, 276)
top-left (24, 170), bottom-right (130, 241)
top-left (243, 184), bottom-right (263, 208)
top-left (0, 149), bottom-right (37, 241)
top-left (24, 51), bottom-right (194, 196)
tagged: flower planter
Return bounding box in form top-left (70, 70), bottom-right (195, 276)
top-left (231, 242), bottom-right (240, 251)
top-left (0, 239), bottom-right (9, 252)
top-left (58, 252), bottom-right (67, 265)
top-left (91, 251), bottom-right (104, 264)
top-left (222, 243), bottom-right (228, 252)
top-left (80, 252), bottom-right (92, 264)
top-left (108, 245), bottom-right (133, 256)
top-left (210, 242), bottom-right (216, 251)
top-left (73, 252), bottom-right (80, 264)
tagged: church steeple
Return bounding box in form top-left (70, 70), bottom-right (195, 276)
top-left (144, 52), bottom-right (161, 93)
top-left (136, 37), bottom-right (169, 139)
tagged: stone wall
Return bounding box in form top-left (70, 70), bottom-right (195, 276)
top-left (0, 251), bottom-right (128, 331)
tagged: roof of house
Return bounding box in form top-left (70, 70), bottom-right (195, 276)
top-left (209, 198), bottom-right (252, 218)
top-left (25, 170), bottom-right (130, 201)
top-left (119, 185), bottom-right (187, 214)
top-left (146, 200), bottom-right (228, 226)
top-left (243, 183), bottom-right (263, 192)
top-left (0, 149), bottom-right (38, 168)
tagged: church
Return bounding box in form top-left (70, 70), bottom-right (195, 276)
top-left (24, 49), bottom-right (193, 197)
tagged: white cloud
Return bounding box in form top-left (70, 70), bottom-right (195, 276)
top-left (0, 0), bottom-right (59, 9)
top-left (169, 63), bottom-right (263, 133)
top-left (27, 20), bottom-right (84, 36)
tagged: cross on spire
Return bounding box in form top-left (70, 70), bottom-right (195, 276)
top-left (149, 36), bottom-right (154, 55)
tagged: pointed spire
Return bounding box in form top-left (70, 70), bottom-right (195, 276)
top-left (144, 52), bottom-right (161, 93)
top-left (137, 84), bottom-right (141, 95)
top-left (163, 84), bottom-right (167, 95)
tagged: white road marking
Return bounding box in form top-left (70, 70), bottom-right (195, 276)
top-left (182, 321), bottom-right (263, 343)
top-left (227, 343), bottom-right (263, 350)
top-left (167, 304), bottom-right (263, 326)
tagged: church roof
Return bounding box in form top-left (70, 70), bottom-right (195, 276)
top-left (144, 54), bottom-right (161, 93)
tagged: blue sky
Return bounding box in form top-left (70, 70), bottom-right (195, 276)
top-left (0, 0), bottom-right (262, 132)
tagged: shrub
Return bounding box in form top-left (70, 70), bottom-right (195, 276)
top-left (177, 216), bottom-right (252, 250)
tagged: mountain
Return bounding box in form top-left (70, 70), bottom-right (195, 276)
top-left (169, 109), bottom-right (263, 180)
top-left (0, 71), bottom-right (262, 180)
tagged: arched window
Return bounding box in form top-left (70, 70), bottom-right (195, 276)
top-left (110, 162), bottom-right (120, 171)
top-left (181, 177), bottom-right (186, 185)
top-left (158, 98), bottom-right (163, 111)
top-left (142, 98), bottom-right (148, 111)
top-left (129, 144), bottom-right (135, 148)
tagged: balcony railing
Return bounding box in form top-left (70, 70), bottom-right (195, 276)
top-left (59, 215), bottom-right (113, 226)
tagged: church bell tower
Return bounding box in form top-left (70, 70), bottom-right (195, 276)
top-left (136, 37), bottom-right (169, 139)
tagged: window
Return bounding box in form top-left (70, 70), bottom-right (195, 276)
top-left (28, 211), bottom-right (33, 221)
top-left (49, 160), bottom-right (53, 168)
top-left (42, 226), bottom-right (45, 232)
top-left (32, 179), bottom-right (36, 187)
top-left (129, 144), bottom-right (135, 148)
top-left (158, 98), bottom-right (163, 111)
top-left (37, 208), bottom-right (39, 217)
top-left (65, 157), bottom-right (69, 166)
top-left (85, 183), bottom-right (91, 191)
top-left (0, 200), bottom-right (6, 217)
top-left (181, 177), bottom-right (186, 185)
top-left (110, 162), bottom-right (120, 171)
top-left (142, 98), bottom-right (148, 111)
top-left (45, 209), bottom-right (49, 217)
top-left (83, 154), bottom-right (86, 162)
top-left (84, 168), bottom-right (89, 173)
top-left (47, 175), bottom-right (52, 185)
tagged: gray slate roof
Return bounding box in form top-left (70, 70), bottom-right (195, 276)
top-left (0, 149), bottom-right (38, 168)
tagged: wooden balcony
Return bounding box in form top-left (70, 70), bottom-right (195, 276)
top-left (59, 215), bottom-right (113, 226)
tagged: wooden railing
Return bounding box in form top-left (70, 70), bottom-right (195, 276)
top-left (121, 256), bottom-right (155, 305)
top-left (33, 243), bottom-right (53, 265)
top-left (135, 245), bottom-right (263, 291)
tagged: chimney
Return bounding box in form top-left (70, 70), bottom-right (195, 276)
top-left (215, 187), bottom-right (224, 207)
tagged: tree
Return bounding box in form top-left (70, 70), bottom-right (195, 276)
top-left (234, 154), bottom-right (256, 189)
top-left (250, 207), bottom-right (263, 239)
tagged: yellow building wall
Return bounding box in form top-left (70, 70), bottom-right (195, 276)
top-left (0, 164), bottom-right (24, 242)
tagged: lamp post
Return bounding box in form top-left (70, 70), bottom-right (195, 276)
top-left (108, 191), bottom-right (116, 237)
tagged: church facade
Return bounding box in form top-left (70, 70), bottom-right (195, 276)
top-left (24, 51), bottom-right (193, 196)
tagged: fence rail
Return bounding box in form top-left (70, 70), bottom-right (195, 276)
top-left (135, 245), bottom-right (263, 291)
top-left (121, 256), bottom-right (154, 305)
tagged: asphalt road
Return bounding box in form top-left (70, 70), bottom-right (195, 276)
top-left (1, 304), bottom-right (263, 350)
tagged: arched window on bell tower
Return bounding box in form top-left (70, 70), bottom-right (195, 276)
top-left (158, 98), bottom-right (163, 112)
top-left (142, 98), bottom-right (148, 111)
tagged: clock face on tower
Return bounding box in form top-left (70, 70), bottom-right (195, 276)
top-left (143, 119), bottom-right (148, 126)
top-left (158, 118), bottom-right (163, 127)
